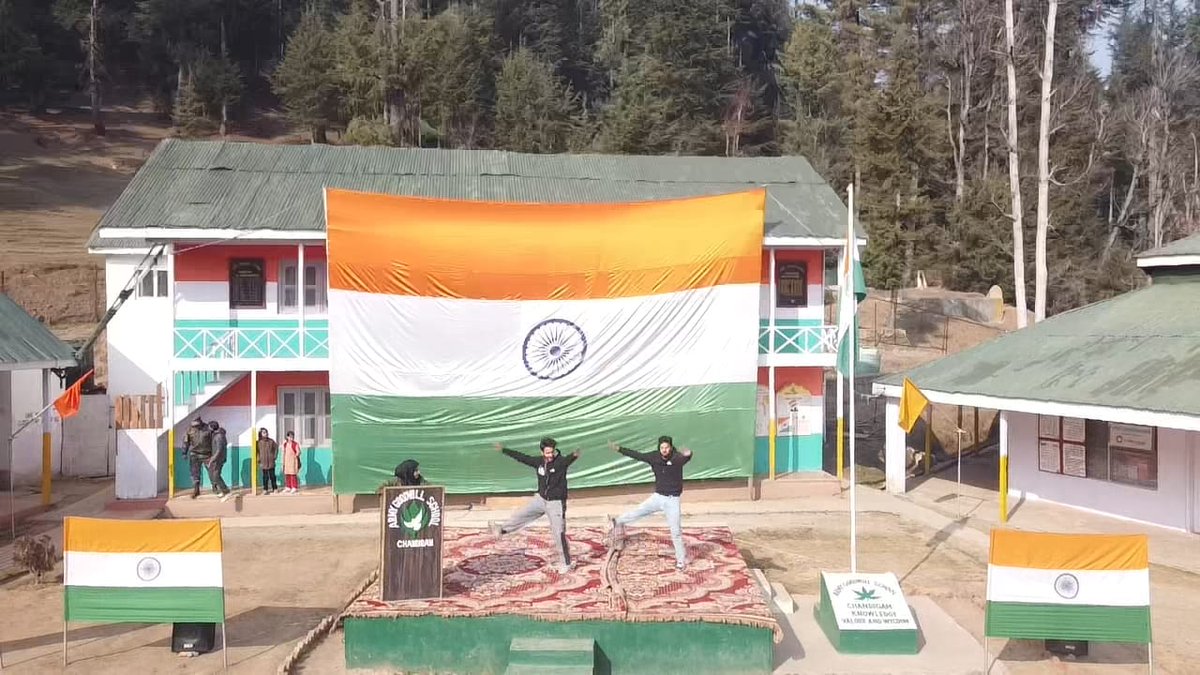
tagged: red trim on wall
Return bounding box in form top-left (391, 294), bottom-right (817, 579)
top-left (209, 371), bottom-right (331, 407)
top-left (759, 249), bottom-right (823, 285)
top-left (757, 366), bottom-right (825, 396)
top-left (175, 245), bottom-right (327, 283)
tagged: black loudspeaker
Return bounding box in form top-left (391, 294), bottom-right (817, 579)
top-left (1045, 639), bottom-right (1088, 657)
top-left (171, 622), bottom-right (216, 654)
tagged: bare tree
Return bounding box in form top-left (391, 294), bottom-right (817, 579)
top-left (1033, 0), bottom-right (1057, 322)
top-left (1004, 0), bottom-right (1028, 328)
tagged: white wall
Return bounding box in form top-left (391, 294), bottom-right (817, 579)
top-left (8, 368), bottom-right (65, 485)
top-left (105, 255), bottom-right (171, 398)
top-left (1007, 411), bottom-right (1192, 530)
top-left (115, 428), bottom-right (160, 499)
top-left (61, 395), bottom-right (116, 478)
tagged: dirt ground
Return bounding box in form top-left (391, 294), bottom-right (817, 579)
top-left (292, 511), bottom-right (1193, 674)
top-left (0, 520), bottom-right (378, 673)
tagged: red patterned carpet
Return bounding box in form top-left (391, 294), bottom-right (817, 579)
top-left (344, 525), bottom-right (780, 641)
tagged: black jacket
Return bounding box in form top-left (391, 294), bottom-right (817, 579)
top-left (618, 447), bottom-right (691, 497)
top-left (210, 429), bottom-right (228, 464)
top-left (502, 448), bottom-right (578, 501)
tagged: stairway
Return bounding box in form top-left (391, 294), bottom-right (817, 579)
top-left (172, 371), bottom-right (243, 423)
top-left (504, 638), bottom-right (595, 674)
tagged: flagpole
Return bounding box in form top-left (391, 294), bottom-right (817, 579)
top-left (847, 183), bottom-right (858, 574)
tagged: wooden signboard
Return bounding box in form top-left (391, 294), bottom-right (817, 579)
top-left (380, 485), bottom-right (445, 601)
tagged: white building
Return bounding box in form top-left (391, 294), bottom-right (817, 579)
top-left (874, 233), bottom-right (1200, 533)
top-left (0, 293), bottom-right (72, 487)
top-left (89, 139), bottom-right (859, 498)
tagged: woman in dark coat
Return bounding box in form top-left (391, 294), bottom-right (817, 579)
top-left (394, 460), bottom-right (424, 486)
top-left (257, 428), bottom-right (279, 494)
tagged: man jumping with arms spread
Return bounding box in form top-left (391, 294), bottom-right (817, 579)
top-left (489, 438), bottom-right (581, 573)
top-left (607, 436), bottom-right (692, 570)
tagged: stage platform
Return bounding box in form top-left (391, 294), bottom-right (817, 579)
top-left (342, 526), bottom-right (781, 674)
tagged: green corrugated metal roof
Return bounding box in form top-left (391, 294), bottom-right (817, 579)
top-left (0, 293), bottom-right (75, 369)
top-left (1138, 232), bottom-right (1200, 258)
top-left (90, 139), bottom-right (852, 240)
top-left (876, 274), bottom-right (1200, 417)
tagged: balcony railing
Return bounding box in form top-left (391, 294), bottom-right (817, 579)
top-left (759, 322), bottom-right (837, 355)
top-left (175, 320), bottom-right (328, 359)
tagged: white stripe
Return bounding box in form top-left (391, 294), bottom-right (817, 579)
top-left (65, 551), bottom-right (223, 589)
top-left (986, 565), bottom-right (1149, 607)
top-left (329, 284), bottom-right (760, 398)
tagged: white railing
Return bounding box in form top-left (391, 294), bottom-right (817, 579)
top-left (759, 324), bottom-right (838, 355)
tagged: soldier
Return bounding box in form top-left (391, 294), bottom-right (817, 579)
top-left (183, 419), bottom-right (213, 500)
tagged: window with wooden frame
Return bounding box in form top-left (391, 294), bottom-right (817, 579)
top-left (136, 267), bottom-right (169, 298)
top-left (775, 261), bottom-right (808, 308)
top-left (279, 261), bottom-right (328, 312)
top-left (229, 258), bottom-right (266, 309)
top-left (278, 388), bottom-right (331, 447)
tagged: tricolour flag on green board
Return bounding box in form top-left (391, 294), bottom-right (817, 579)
top-left (63, 517), bottom-right (225, 623)
top-left (835, 210), bottom-right (865, 377)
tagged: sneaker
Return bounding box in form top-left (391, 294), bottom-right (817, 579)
top-left (488, 521), bottom-right (503, 537)
top-left (263, 489), bottom-right (272, 495)
top-left (219, 492), bottom-right (232, 502)
top-left (675, 562), bottom-right (687, 571)
top-left (557, 562), bottom-right (574, 574)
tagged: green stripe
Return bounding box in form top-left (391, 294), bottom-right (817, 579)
top-left (985, 602), bottom-right (1151, 643)
top-left (331, 383), bottom-right (756, 495)
top-left (65, 586), bottom-right (225, 623)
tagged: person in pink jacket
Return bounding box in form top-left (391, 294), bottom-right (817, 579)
top-left (281, 431), bottom-right (302, 493)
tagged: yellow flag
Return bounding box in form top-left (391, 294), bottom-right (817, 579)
top-left (898, 378), bottom-right (929, 433)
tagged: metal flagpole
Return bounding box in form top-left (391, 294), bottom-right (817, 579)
top-left (847, 183), bottom-right (858, 574)
top-left (9, 395), bottom-right (62, 540)
top-left (222, 621), bottom-right (228, 670)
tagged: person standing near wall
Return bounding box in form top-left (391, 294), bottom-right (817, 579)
top-left (281, 431), bottom-right (302, 494)
top-left (207, 420), bottom-right (232, 501)
top-left (256, 428), bottom-right (279, 495)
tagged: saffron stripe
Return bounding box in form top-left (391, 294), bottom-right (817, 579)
top-left (64, 517), bottom-right (223, 554)
top-left (988, 530), bottom-right (1148, 571)
top-left (325, 188), bottom-right (766, 300)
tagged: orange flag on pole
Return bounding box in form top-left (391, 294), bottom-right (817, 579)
top-left (54, 370), bottom-right (94, 420)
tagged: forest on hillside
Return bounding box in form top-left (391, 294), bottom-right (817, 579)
top-left (3, 0), bottom-right (1200, 316)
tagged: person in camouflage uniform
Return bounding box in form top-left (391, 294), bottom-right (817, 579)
top-left (183, 418), bottom-right (213, 499)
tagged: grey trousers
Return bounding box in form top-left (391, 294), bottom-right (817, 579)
top-left (501, 495), bottom-right (571, 566)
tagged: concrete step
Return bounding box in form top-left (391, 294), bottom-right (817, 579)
top-left (163, 489), bottom-right (338, 518)
top-left (504, 666), bottom-right (593, 675)
top-left (507, 637), bottom-right (594, 672)
top-left (756, 472), bottom-right (841, 500)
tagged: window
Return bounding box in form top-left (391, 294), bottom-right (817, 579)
top-left (1037, 415), bottom-right (1157, 490)
top-left (278, 388), bottom-right (331, 447)
top-left (137, 268), bottom-right (169, 298)
top-left (229, 259), bottom-right (266, 308)
top-left (280, 262), bottom-right (328, 312)
top-left (776, 262), bottom-right (808, 308)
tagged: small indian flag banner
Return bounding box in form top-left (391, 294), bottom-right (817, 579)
top-left (63, 517), bottom-right (224, 623)
top-left (985, 529), bottom-right (1151, 643)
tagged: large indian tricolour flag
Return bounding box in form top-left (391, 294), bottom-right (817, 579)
top-left (325, 188), bottom-right (766, 494)
top-left (986, 530), bottom-right (1151, 643)
top-left (64, 517), bottom-right (224, 623)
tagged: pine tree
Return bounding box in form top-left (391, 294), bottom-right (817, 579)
top-left (174, 70), bottom-right (212, 136)
top-left (494, 48), bottom-right (582, 153)
top-left (273, 9), bottom-right (338, 143)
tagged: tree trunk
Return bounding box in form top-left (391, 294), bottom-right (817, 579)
top-left (312, 125), bottom-right (328, 144)
top-left (1004, 0), bottom-right (1028, 329)
top-left (1033, 0), bottom-right (1057, 322)
top-left (89, 0), bottom-right (105, 136)
top-left (220, 16), bottom-right (228, 138)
